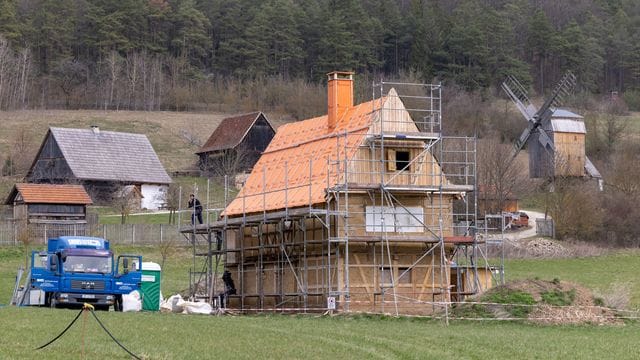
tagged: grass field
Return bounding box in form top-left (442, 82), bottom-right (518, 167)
top-left (1, 245), bottom-right (639, 359)
top-left (0, 306), bottom-right (639, 359)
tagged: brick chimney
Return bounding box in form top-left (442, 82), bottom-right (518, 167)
top-left (327, 71), bottom-right (354, 131)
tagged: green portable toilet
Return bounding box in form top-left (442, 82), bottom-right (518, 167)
top-left (141, 262), bottom-right (162, 311)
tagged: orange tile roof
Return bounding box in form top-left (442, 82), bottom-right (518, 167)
top-left (224, 97), bottom-right (384, 216)
top-left (11, 183), bottom-right (93, 204)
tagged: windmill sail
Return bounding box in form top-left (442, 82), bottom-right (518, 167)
top-left (503, 71), bottom-right (577, 168)
top-left (502, 75), bottom-right (538, 120)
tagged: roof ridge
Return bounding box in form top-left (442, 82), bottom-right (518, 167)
top-left (50, 127), bottom-right (147, 136)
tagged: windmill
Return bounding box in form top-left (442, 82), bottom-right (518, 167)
top-left (502, 71), bottom-right (584, 179)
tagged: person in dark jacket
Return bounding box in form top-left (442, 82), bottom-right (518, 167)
top-left (188, 194), bottom-right (203, 224)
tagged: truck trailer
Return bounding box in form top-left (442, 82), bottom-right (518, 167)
top-left (21, 236), bottom-right (142, 311)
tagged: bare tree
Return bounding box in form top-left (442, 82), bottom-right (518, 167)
top-left (0, 36), bottom-right (9, 108)
top-left (18, 48), bottom-right (31, 108)
top-left (477, 136), bottom-right (531, 215)
top-left (111, 186), bottom-right (138, 224)
top-left (163, 183), bottom-right (181, 225)
top-left (53, 58), bottom-right (87, 108)
top-left (17, 226), bottom-right (34, 270)
top-left (546, 178), bottom-right (603, 241)
top-left (201, 145), bottom-right (253, 178)
top-left (158, 236), bottom-right (176, 269)
top-left (126, 51), bottom-right (141, 109)
top-left (105, 51), bottom-right (122, 110)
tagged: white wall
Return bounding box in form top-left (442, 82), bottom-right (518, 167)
top-left (141, 184), bottom-right (168, 210)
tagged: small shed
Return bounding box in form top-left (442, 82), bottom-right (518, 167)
top-left (196, 112), bottom-right (275, 175)
top-left (477, 184), bottom-right (518, 217)
top-left (4, 183), bottom-right (93, 239)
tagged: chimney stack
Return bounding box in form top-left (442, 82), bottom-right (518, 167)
top-left (327, 71), bottom-right (354, 131)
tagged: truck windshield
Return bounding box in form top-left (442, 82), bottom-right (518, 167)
top-left (63, 256), bottom-right (112, 274)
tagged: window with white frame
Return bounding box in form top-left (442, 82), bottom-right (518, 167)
top-left (365, 206), bottom-right (424, 232)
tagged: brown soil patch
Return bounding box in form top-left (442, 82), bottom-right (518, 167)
top-left (500, 279), bottom-right (622, 325)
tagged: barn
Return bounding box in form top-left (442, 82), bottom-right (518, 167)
top-left (25, 126), bottom-right (171, 210)
top-left (196, 112), bottom-right (275, 176)
top-left (184, 72), bottom-right (494, 315)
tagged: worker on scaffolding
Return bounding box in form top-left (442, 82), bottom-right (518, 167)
top-left (188, 193), bottom-right (203, 224)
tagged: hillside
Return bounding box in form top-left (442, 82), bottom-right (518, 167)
top-left (0, 110), bottom-right (289, 199)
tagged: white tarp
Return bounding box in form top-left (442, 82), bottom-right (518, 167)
top-left (160, 294), bottom-right (212, 315)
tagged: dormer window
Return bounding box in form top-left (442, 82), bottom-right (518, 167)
top-left (387, 149), bottom-right (411, 171)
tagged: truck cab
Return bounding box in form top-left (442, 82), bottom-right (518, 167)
top-left (29, 236), bottom-right (142, 310)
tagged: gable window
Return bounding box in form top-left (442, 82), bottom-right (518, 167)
top-left (396, 150), bottom-right (410, 171)
top-left (365, 206), bottom-right (424, 232)
top-left (386, 149), bottom-right (411, 172)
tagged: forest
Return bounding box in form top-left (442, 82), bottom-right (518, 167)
top-left (0, 0), bottom-right (640, 112)
top-left (1, 0), bottom-right (640, 246)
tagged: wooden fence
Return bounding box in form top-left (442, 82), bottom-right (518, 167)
top-left (0, 221), bottom-right (187, 246)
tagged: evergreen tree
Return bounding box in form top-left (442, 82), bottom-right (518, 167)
top-left (446, 1), bottom-right (491, 89)
top-left (316, 0), bottom-right (379, 75)
top-left (0, 0), bottom-right (22, 45)
top-left (527, 9), bottom-right (557, 93)
top-left (25, 0), bottom-right (76, 74)
top-left (171, 0), bottom-right (211, 65)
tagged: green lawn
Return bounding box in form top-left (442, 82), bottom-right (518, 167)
top-left (0, 307), bottom-right (638, 359)
top-left (2, 246), bottom-right (640, 359)
top-left (98, 209), bottom-right (223, 225)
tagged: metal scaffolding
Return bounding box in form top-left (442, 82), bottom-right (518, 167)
top-left (180, 81), bottom-right (493, 317)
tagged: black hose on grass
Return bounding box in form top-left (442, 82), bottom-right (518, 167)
top-left (35, 307), bottom-right (84, 350)
top-left (89, 307), bottom-right (141, 359)
top-left (35, 303), bottom-right (142, 360)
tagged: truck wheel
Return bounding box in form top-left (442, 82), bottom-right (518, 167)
top-left (114, 296), bottom-right (123, 312)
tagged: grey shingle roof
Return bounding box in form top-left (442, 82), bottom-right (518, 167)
top-left (50, 127), bottom-right (171, 184)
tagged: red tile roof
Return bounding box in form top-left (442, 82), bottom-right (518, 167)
top-left (223, 98), bottom-right (384, 216)
top-left (8, 183), bottom-right (92, 205)
top-left (196, 112), bottom-right (272, 154)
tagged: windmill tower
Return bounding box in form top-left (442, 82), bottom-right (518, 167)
top-left (502, 71), bottom-right (601, 186)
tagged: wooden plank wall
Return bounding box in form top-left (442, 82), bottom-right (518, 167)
top-left (554, 132), bottom-right (585, 176)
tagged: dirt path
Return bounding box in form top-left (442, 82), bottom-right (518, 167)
top-left (504, 209), bottom-right (547, 242)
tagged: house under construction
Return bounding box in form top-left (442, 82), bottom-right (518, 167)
top-left (181, 72), bottom-right (499, 315)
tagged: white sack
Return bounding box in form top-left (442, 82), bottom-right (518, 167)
top-left (122, 290), bottom-right (142, 312)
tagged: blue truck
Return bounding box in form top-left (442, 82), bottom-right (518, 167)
top-left (25, 236), bottom-right (142, 310)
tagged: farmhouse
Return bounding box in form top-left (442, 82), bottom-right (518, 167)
top-left (183, 72), bottom-right (493, 315)
top-left (4, 183), bottom-right (92, 239)
top-left (196, 112), bottom-right (275, 176)
top-left (26, 126), bottom-right (171, 210)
